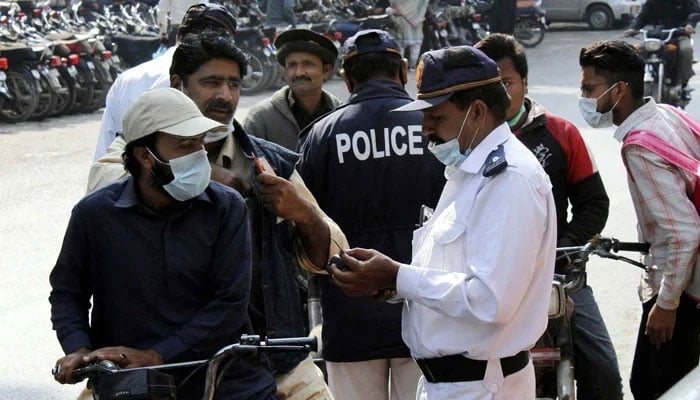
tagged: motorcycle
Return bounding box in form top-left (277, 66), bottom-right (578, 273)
top-left (628, 26), bottom-right (695, 109)
top-left (533, 236), bottom-right (649, 399)
top-left (514, 0), bottom-right (546, 48)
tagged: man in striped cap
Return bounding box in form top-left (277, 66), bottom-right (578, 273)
top-left (329, 46), bottom-right (557, 399)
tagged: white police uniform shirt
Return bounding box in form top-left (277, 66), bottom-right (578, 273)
top-left (93, 47), bottom-right (175, 161)
top-left (396, 123), bottom-right (557, 398)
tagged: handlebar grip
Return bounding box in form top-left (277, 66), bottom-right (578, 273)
top-left (614, 241), bottom-right (650, 253)
top-left (265, 337), bottom-right (317, 349)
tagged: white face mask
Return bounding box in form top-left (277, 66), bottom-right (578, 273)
top-left (204, 120), bottom-right (233, 144)
top-left (578, 82), bottom-right (620, 128)
top-left (149, 148), bottom-right (212, 201)
top-left (428, 104), bottom-right (476, 177)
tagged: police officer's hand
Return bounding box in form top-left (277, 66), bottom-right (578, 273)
top-left (81, 346), bottom-right (164, 369)
top-left (645, 304), bottom-right (677, 349)
top-left (684, 23), bottom-right (695, 35)
top-left (53, 347), bottom-right (91, 384)
top-left (330, 248), bottom-right (400, 297)
top-left (257, 173), bottom-right (310, 222)
top-left (211, 165), bottom-right (252, 196)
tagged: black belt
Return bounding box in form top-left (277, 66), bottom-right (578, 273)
top-left (415, 351), bottom-right (530, 383)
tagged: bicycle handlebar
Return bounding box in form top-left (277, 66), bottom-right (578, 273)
top-left (61, 335), bottom-right (317, 400)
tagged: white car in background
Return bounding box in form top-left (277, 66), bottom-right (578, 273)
top-left (541, 0), bottom-right (643, 30)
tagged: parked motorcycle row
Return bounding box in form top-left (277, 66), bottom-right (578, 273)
top-left (422, 0), bottom-right (546, 53)
top-left (0, 0), bottom-right (161, 123)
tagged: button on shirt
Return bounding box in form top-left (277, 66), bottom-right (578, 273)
top-left (614, 98), bottom-right (700, 308)
top-left (396, 124), bottom-right (557, 390)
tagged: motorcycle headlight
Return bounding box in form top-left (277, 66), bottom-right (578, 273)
top-left (643, 39), bottom-right (663, 53)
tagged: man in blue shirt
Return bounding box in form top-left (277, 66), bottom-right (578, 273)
top-left (50, 88), bottom-right (277, 400)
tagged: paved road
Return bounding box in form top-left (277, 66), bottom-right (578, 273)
top-left (1, 27), bottom-right (699, 399)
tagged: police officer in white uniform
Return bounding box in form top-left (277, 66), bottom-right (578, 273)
top-left (329, 46), bottom-right (557, 399)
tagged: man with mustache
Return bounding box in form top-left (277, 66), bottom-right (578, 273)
top-left (92, 3), bottom-right (237, 162)
top-left (243, 29), bottom-right (341, 151)
top-left (87, 31), bottom-right (346, 400)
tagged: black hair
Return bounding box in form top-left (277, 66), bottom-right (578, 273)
top-left (176, 4), bottom-right (237, 39)
top-left (170, 30), bottom-right (249, 84)
top-left (123, 134), bottom-right (158, 179)
top-left (579, 40), bottom-right (645, 99)
top-left (343, 52), bottom-right (404, 84)
top-left (449, 82), bottom-right (510, 123)
top-left (475, 33), bottom-right (528, 79)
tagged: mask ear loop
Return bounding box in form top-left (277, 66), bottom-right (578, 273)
top-left (455, 104), bottom-right (473, 151)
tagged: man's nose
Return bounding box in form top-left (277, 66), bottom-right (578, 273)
top-left (216, 84), bottom-right (233, 100)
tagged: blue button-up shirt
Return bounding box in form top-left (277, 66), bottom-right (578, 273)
top-left (49, 178), bottom-right (275, 399)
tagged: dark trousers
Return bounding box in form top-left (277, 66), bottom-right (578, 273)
top-left (630, 294), bottom-right (700, 400)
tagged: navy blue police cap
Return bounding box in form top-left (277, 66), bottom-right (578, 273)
top-left (275, 28), bottom-right (338, 67)
top-left (393, 46), bottom-right (501, 112)
top-left (342, 29), bottom-right (402, 65)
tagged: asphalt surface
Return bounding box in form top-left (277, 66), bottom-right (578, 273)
top-left (1, 26), bottom-right (699, 399)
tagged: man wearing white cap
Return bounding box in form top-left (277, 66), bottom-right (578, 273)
top-left (50, 88), bottom-right (278, 400)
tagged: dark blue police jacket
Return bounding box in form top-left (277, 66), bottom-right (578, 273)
top-left (298, 80), bottom-right (445, 362)
top-left (232, 120), bottom-right (308, 374)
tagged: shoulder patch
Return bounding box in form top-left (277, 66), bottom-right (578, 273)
top-left (482, 144), bottom-right (508, 177)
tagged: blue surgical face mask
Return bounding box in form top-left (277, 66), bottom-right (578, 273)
top-left (148, 148), bottom-right (211, 201)
top-left (428, 104), bottom-right (474, 176)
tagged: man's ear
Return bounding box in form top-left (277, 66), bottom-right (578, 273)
top-left (399, 58), bottom-right (409, 86)
top-left (170, 75), bottom-right (182, 89)
top-left (323, 63), bottom-right (334, 82)
top-left (341, 69), bottom-right (354, 93)
top-left (523, 76), bottom-right (529, 95)
top-left (133, 146), bottom-right (152, 170)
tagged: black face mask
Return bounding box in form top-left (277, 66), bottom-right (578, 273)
top-left (147, 147), bottom-right (175, 187)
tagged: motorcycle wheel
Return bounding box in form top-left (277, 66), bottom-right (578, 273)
top-left (50, 68), bottom-right (78, 117)
top-left (82, 60), bottom-right (111, 113)
top-left (0, 68), bottom-right (39, 123)
top-left (515, 19), bottom-right (545, 48)
top-left (30, 70), bottom-right (58, 121)
top-left (241, 50), bottom-right (272, 95)
top-left (69, 62), bottom-right (95, 114)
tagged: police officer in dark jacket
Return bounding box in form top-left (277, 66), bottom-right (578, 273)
top-left (298, 29), bottom-right (445, 400)
top-left (625, 0), bottom-right (700, 97)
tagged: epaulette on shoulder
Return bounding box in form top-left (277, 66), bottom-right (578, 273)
top-left (482, 144), bottom-right (508, 177)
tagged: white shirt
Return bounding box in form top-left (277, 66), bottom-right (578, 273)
top-left (158, 0), bottom-right (209, 34)
top-left (93, 47), bottom-right (175, 161)
top-left (396, 123), bottom-right (557, 394)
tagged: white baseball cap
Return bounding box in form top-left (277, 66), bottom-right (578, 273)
top-left (122, 87), bottom-right (226, 143)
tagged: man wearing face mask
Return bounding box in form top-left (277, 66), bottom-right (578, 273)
top-left (475, 34), bottom-right (617, 400)
top-left (297, 30), bottom-right (445, 400)
top-left (579, 40), bottom-right (700, 400)
top-left (327, 46), bottom-right (557, 399)
top-left (87, 31), bottom-right (345, 400)
top-left (50, 88), bottom-right (279, 400)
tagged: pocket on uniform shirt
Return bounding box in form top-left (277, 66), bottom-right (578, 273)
top-left (428, 221), bottom-right (467, 271)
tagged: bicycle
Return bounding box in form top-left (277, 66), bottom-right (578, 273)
top-left (534, 235), bottom-right (650, 400)
top-left (53, 334), bottom-right (317, 400)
